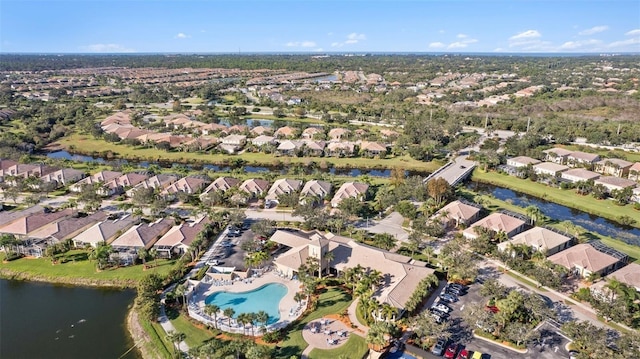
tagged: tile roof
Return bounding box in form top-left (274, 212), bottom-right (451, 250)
top-left (499, 227), bottom-right (572, 253)
top-left (548, 243), bottom-right (620, 273)
top-left (73, 215), bottom-right (137, 245)
top-left (111, 218), bottom-right (173, 249)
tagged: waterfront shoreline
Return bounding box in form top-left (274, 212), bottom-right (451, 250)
top-left (0, 268), bottom-right (137, 289)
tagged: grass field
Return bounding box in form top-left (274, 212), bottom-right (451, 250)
top-left (471, 169), bottom-right (640, 228)
top-left (167, 309), bottom-right (217, 348)
top-left (56, 133), bottom-right (440, 172)
top-left (308, 335), bottom-right (368, 359)
top-left (0, 250), bottom-right (176, 286)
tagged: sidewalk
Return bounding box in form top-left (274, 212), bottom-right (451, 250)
top-left (158, 299), bottom-right (189, 353)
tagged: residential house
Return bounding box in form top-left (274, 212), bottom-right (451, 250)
top-left (497, 227), bottom-right (574, 256)
top-left (200, 123), bottom-right (228, 136)
top-left (265, 178), bottom-right (303, 203)
top-left (606, 263), bottom-right (640, 292)
top-left (593, 176), bottom-right (637, 193)
top-left (628, 162), bottom-right (640, 182)
top-left (103, 173), bottom-right (149, 196)
top-left (126, 174), bottom-right (180, 197)
top-left (533, 162), bottom-right (569, 177)
top-left (274, 126), bottom-right (298, 139)
top-left (302, 140), bottom-right (326, 156)
top-left (359, 141), bottom-right (387, 157)
top-left (277, 140), bottom-right (303, 156)
top-left (326, 142), bottom-right (356, 157)
top-left (462, 212), bottom-right (527, 240)
top-left (379, 129), bottom-right (399, 140)
top-left (153, 217), bottom-right (210, 258)
top-left (595, 158), bottom-right (633, 178)
top-left (300, 180), bottom-right (332, 204)
top-left (567, 151), bottom-right (600, 168)
top-left (4, 163), bottom-right (56, 180)
top-left (72, 215), bottom-right (137, 248)
top-left (548, 243), bottom-right (622, 278)
top-left (219, 134), bottom-right (246, 153)
top-left (40, 168), bottom-right (85, 187)
top-left (251, 135), bottom-right (276, 147)
top-left (328, 128), bottom-right (350, 141)
top-left (560, 168), bottom-right (600, 184)
top-left (111, 218), bottom-right (173, 250)
top-left (199, 177), bottom-right (241, 200)
top-left (29, 211), bottom-right (108, 242)
top-left (434, 200), bottom-right (482, 229)
top-left (270, 230), bottom-right (435, 312)
top-left (301, 127), bottom-right (322, 139)
top-left (543, 148), bottom-right (573, 165)
top-left (506, 156), bottom-right (541, 168)
top-left (0, 208), bottom-right (73, 238)
top-left (162, 177), bottom-right (209, 196)
top-left (69, 171), bottom-right (123, 192)
top-left (239, 178), bottom-right (270, 198)
top-left (250, 126), bottom-right (271, 136)
top-left (331, 182), bottom-right (369, 207)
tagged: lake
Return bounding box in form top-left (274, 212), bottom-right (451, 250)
top-left (0, 279), bottom-right (140, 359)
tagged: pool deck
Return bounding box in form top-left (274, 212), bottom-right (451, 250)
top-left (302, 317), bottom-right (353, 350)
top-left (190, 271), bottom-right (304, 333)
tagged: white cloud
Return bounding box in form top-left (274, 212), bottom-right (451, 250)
top-left (286, 41), bottom-right (317, 48)
top-left (578, 25), bottom-right (608, 35)
top-left (81, 43), bottom-right (135, 53)
top-left (448, 38), bottom-right (478, 49)
top-left (428, 42), bottom-right (446, 49)
top-left (608, 38), bottom-right (640, 48)
top-left (314, 48), bottom-right (324, 52)
top-left (457, 33), bottom-right (468, 39)
top-left (438, 30), bottom-right (445, 34)
top-left (559, 39), bottom-right (603, 50)
top-left (509, 30), bottom-right (541, 41)
top-left (331, 33), bottom-right (367, 47)
top-left (174, 33), bottom-right (190, 39)
top-left (625, 29), bottom-right (640, 36)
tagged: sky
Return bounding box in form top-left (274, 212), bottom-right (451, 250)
top-left (1, 0), bottom-right (639, 54)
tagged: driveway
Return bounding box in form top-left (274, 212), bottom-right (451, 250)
top-left (244, 208), bottom-right (303, 222)
top-left (363, 211), bottom-right (409, 242)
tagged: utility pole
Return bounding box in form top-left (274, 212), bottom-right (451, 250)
top-left (527, 117), bottom-right (531, 133)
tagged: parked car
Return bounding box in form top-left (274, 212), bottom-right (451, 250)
top-left (432, 303), bottom-right (452, 314)
top-left (471, 351), bottom-right (483, 359)
top-left (432, 339), bottom-right (447, 356)
top-left (444, 343), bottom-right (460, 359)
top-left (429, 307), bottom-right (450, 318)
top-left (448, 283), bottom-right (466, 291)
top-left (456, 348), bottom-right (470, 359)
top-left (221, 241), bottom-right (233, 247)
top-left (446, 286), bottom-right (464, 296)
top-left (439, 293), bottom-right (458, 303)
top-left (431, 312), bottom-right (446, 323)
top-left (569, 350), bottom-right (579, 359)
top-left (227, 226), bottom-right (241, 236)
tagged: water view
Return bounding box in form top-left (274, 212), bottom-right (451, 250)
top-left (470, 182), bottom-right (640, 246)
top-left (0, 279), bottom-right (139, 359)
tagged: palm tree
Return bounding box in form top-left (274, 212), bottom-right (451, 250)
top-left (256, 310), bottom-right (269, 328)
top-left (137, 248), bottom-right (148, 269)
top-left (525, 205), bottom-right (543, 225)
top-left (422, 246), bottom-right (436, 265)
top-left (247, 312), bottom-right (258, 336)
top-left (149, 248), bottom-right (158, 267)
top-left (323, 250), bottom-right (335, 277)
top-left (204, 304), bottom-right (220, 329)
top-left (166, 331), bottom-right (186, 358)
top-left (175, 283), bottom-right (188, 309)
top-left (223, 307), bottom-right (235, 327)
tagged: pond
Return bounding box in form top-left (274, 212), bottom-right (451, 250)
top-left (0, 279), bottom-right (139, 359)
top-left (46, 150), bottom-right (430, 179)
top-left (468, 182), bottom-right (640, 247)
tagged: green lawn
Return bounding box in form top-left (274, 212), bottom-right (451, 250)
top-left (276, 287), bottom-right (354, 358)
top-left (471, 169), bottom-right (640, 228)
top-left (56, 133), bottom-right (440, 172)
top-left (167, 309), bottom-right (217, 348)
top-left (308, 335), bottom-right (368, 359)
top-left (0, 251), bottom-right (176, 287)
top-left (140, 318), bottom-right (173, 359)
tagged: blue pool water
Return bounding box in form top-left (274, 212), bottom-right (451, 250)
top-left (205, 283), bottom-right (287, 325)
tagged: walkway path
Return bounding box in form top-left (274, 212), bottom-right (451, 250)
top-left (364, 211), bottom-right (409, 242)
top-left (158, 299), bottom-right (190, 353)
top-left (346, 299), bottom-right (369, 335)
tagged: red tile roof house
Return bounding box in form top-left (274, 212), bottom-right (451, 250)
top-left (103, 173), bottom-right (149, 196)
top-left (326, 142), bottom-right (356, 157)
top-left (359, 141), bottom-right (388, 158)
top-left (434, 200), bottom-right (482, 229)
top-left (69, 171), bottom-right (123, 193)
top-left (40, 168), bottom-right (86, 188)
top-left (560, 168), bottom-right (600, 184)
top-left (593, 176), bottom-right (637, 193)
top-left (265, 178), bottom-right (303, 203)
top-left (328, 128), bottom-right (350, 141)
top-left (153, 217), bottom-right (210, 258)
top-left (300, 180), bottom-right (332, 204)
top-left (72, 215), bottom-right (137, 248)
top-left (497, 227), bottom-right (574, 256)
top-left (548, 243), bottom-right (622, 278)
top-left (595, 158), bottom-right (633, 178)
top-left (162, 177), bottom-right (209, 198)
top-left (331, 182), bottom-right (369, 208)
top-left (629, 162), bottom-right (640, 182)
top-left (590, 262), bottom-right (640, 300)
top-left (543, 148), bottom-right (573, 165)
top-left (29, 211), bottom-right (109, 243)
top-left (125, 174), bottom-right (180, 197)
top-left (277, 140), bottom-right (303, 156)
top-left (274, 126), bottom-right (298, 139)
top-left (301, 127), bottom-right (323, 139)
top-left (462, 212), bottom-right (527, 240)
top-left (199, 177), bottom-right (241, 201)
top-left (239, 178), bottom-right (270, 199)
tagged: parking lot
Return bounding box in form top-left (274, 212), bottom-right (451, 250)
top-left (420, 281), bottom-right (571, 359)
top-left (203, 219), bottom-right (271, 271)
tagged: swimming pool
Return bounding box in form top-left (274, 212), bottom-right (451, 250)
top-left (205, 283), bottom-right (287, 325)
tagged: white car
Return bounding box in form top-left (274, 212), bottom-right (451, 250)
top-left (432, 303), bottom-right (452, 314)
